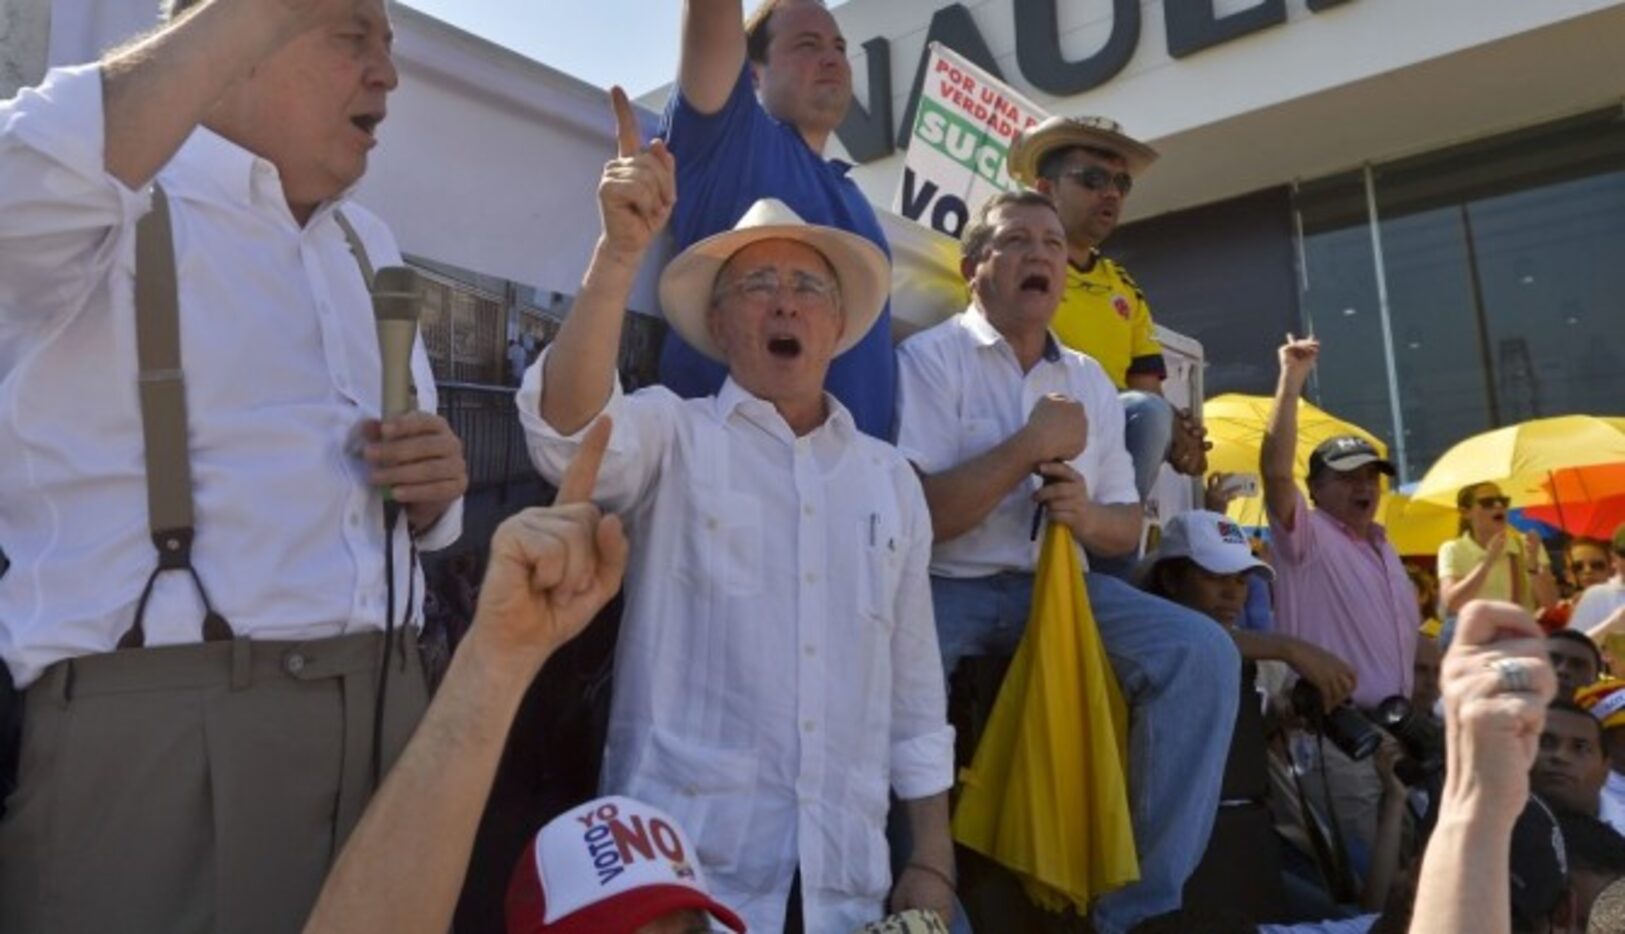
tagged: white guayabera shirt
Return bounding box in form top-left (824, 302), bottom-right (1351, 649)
top-left (519, 355), bottom-right (954, 934)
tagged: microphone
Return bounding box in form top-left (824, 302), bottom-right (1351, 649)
top-left (372, 266), bottom-right (422, 419)
top-left (369, 266), bottom-right (423, 788)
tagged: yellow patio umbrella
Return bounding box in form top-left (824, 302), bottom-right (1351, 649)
top-left (1383, 493), bottom-right (1460, 558)
top-left (1410, 416), bottom-right (1625, 508)
top-left (1204, 394), bottom-right (1389, 529)
top-left (952, 523), bottom-right (1139, 913)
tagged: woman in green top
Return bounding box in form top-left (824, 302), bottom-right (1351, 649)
top-left (1436, 482), bottom-right (1558, 616)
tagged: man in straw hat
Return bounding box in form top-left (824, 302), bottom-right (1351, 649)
top-left (894, 190), bottom-right (1239, 934)
top-left (517, 90), bottom-right (956, 934)
top-left (1006, 117), bottom-right (1208, 543)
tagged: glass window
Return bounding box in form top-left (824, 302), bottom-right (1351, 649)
top-left (1296, 170), bottom-right (1402, 463)
top-left (1294, 108), bottom-right (1625, 482)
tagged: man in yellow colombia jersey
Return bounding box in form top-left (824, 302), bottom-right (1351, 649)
top-left (1007, 117), bottom-right (1208, 514)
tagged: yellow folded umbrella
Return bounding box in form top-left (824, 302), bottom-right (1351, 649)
top-left (1410, 415), bottom-right (1625, 508)
top-left (951, 523), bottom-right (1139, 913)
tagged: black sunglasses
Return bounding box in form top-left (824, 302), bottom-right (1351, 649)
top-left (1057, 165), bottom-right (1133, 196)
top-left (1475, 496), bottom-right (1512, 509)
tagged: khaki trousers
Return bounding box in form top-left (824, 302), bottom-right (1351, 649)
top-left (0, 631), bottom-right (428, 934)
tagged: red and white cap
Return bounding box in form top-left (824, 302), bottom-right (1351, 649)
top-left (506, 795), bottom-right (747, 934)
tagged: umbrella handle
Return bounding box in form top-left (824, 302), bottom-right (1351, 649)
top-left (1030, 464), bottom-right (1063, 541)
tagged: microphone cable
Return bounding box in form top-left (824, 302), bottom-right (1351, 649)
top-left (371, 499), bottom-right (417, 790)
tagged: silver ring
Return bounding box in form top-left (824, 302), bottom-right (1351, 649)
top-left (1489, 658), bottom-right (1534, 694)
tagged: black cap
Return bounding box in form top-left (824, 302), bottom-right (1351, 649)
top-left (1307, 435), bottom-right (1397, 481)
top-left (1510, 795), bottom-right (1569, 926)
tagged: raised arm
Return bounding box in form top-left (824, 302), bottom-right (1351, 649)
top-left (101, 0), bottom-right (343, 188)
top-left (1231, 629), bottom-right (1357, 710)
top-left (538, 88), bottom-right (675, 435)
top-left (1440, 533), bottom-right (1509, 616)
top-left (918, 394), bottom-right (1085, 543)
top-left (304, 422), bottom-right (627, 934)
top-left (1409, 601), bottom-right (1556, 934)
top-left (1525, 532), bottom-right (1559, 610)
top-left (679, 0), bottom-right (748, 115)
top-left (1261, 335), bottom-right (1319, 532)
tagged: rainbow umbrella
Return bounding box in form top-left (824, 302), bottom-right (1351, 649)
top-left (1411, 416), bottom-right (1625, 510)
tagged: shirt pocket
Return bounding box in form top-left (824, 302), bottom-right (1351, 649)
top-left (856, 509), bottom-right (904, 628)
top-left (833, 783), bottom-right (893, 900)
top-left (678, 488), bottom-right (765, 598)
top-left (624, 726), bottom-right (765, 887)
top-left (962, 416), bottom-right (1003, 461)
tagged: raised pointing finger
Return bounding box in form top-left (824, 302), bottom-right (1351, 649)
top-left (555, 417), bottom-right (612, 506)
top-left (611, 85), bottom-right (640, 159)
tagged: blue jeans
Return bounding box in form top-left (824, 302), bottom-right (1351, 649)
top-left (932, 572), bottom-right (1241, 934)
top-left (1121, 391), bottom-right (1174, 502)
top-left (1090, 391), bottom-right (1174, 581)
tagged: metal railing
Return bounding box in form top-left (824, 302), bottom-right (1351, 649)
top-left (436, 381), bottom-right (532, 500)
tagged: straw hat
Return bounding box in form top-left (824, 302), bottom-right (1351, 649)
top-left (656, 199), bottom-right (891, 362)
top-left (1006, 116), bottom-right (1159, 187)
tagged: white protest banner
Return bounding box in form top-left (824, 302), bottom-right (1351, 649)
top-left (892, 42), bottom-right (1051, 240)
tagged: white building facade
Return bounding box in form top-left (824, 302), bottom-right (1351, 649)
top-left (21, 0), bottom-right (1625, 481)
top-left (817, 0), bottom-right (1625, 480)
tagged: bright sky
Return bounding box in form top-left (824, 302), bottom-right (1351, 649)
top-left (405, 1), bottom-right (843, 96)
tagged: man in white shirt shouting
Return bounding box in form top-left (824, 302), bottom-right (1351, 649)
top-left (0, 1), bottom-right (466, 930)
top-left (894, 191), bottom-right (1240, 934)
top-left (519, 90), bottom-right (956, 934)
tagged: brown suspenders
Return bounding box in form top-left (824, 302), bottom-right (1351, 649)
top-left (122, 186), bottom-right (379, 649)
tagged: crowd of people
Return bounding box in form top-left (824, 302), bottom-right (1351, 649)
top-left (1, 0), bottom-right (1622, 933)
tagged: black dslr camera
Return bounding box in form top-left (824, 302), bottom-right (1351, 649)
top-left (1291, 680), bottom-right (1383, 762)
top-left (1370, 695), bottom-right (1445, 786)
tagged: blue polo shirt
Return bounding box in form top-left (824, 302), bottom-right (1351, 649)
top-left (658, 64), bottom-right (895, 440)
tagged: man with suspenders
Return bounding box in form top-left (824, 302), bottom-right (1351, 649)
top-left (0, 0), bottom-right (467, 930)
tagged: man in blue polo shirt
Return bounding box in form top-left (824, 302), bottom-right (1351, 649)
top-left (660, 0), bottom-right (895, 440)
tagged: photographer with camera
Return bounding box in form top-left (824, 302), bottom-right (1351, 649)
top-left (1138, 510), bottom-right (1409, 921)
top-left (1262, 336), bottom-right (1422, 858)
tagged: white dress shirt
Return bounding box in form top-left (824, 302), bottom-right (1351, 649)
top-left (1573, 579), bottom-right (1625, 633)
top-left (895, 304), bottom-right (1140, 577)
top-left (0, 66), bottom-right (460, 687)
top-left (518, 353), bottom-right (954, 934)
top-left (1603, 771), bottom-right (1625, 838)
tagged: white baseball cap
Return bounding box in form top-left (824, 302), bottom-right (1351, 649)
top-left (1141, 510), bottom-right (1274, 582)
top-left (506, 796), bottom-right (746, 934)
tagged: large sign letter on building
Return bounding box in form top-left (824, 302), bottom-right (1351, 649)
top-left (1014, 0), bottom-right (1140, 96)
top-left (1164, 0), bottom-right (1287, 59)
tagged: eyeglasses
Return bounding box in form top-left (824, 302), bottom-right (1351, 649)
top-left (1572, 559), bottom-right (1610, 572)
top-left (1056, 165), bottom-right (1134, 196)
top-left (720, 269), bottom-right (839, 309)
top-left (1474, 496), bottom-right (1512, 509)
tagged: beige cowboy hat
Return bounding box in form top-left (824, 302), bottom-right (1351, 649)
top-left (657, 199), bottom-right (891, 362)
top-left (1006, 115), bottom-right (1159, 187)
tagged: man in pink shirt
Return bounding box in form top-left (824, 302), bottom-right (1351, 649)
top-left (1261, 335), bottom-right (1420, 857)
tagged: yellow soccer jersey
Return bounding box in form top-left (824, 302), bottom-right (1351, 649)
top-left (1051, 253), bottom-right (1165, 391)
